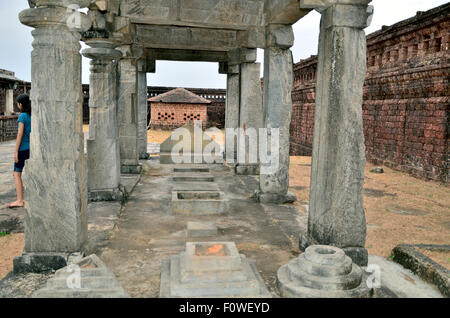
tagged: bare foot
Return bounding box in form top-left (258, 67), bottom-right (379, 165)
top-left (7, 201), bottom-right (24, 208)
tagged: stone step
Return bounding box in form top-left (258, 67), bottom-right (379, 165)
top-left (32, 287), bottom-right (129, 298)
top-left (172, 173), bottom-right (215, 182)
top-left (54, 268), bottom-right (112, 279)
top-left (46, 276), bottom-right (121, 290)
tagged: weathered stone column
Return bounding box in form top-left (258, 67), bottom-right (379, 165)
top-left (137, 61), bottom-right (149, 159)
top-left (224, 64), bottom-right (240, 162)
top-left (234, 48), bottom-right (263, 175)
top-left (14, 0), bottom-right (91, 272)
top-left (5, 89), bottom-right (14, 114)
top-left (299, 0), bottom-right (374, 266)
top-left (82, 40), bottom-right (123, 202)
top-left (258, 25), bottom-right (296, 204)
top-left (117, 46), bottom-right (142, 174)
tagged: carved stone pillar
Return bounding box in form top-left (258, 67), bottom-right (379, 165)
top-left (224, 64), bottom-right (240, 163)
top-left (14, 0), bottom-right (91, 273)
top-left (258, 25), bottom-right (297, 204)
top-left (137, 60), bottom-right (149, 159)
top-left (117, 45), bottom-right (141, 174)
top-left (82, 39), bottom-right (123, 202)
top-left (299, 0), bottom-right (374, 266)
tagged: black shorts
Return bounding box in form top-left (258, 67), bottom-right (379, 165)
top-left (14, 149), bottom-right (30, 172)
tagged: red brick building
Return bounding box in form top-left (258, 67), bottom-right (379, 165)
top-left (149, 87), bottom-right (210, 130)
top-left (290, 3), bottom-right (449, 182)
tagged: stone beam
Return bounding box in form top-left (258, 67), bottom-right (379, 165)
top-left (135, 25), bottom-right (239, 51)
top-left (265, 0), bottom-right (312, 24)
top-left (120, 0), bottom-right (265, 30)
top-left (147, 49), bottom-right (228, 63)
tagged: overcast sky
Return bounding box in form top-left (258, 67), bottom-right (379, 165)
top-left (0, 0), bottom-right (447, 88)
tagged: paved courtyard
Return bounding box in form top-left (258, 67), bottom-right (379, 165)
top-left (0, 134), bottom-right (448, 297)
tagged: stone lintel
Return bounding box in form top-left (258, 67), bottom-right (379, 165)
top-left (266, 24), bottom-right (294, 49)
top-left (148, 48), bottom-right (228, 63)
top-left (135, 25), bottom-right (238, 52)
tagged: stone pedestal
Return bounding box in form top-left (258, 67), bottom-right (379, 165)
top-left (302, 2), bottom-right (373, 266)
top-left (277, 245), bottom-right (372, 298)
top-left (82, 40), bottom-right (123, 202)
top-left (259, 27), bottom-right (296, 203)
top-left (15, 1), bottom-right (91, 272)
top-left (235, 62), bottom-right (263, 175)
top-left (137, 69), bottom-right (149, 159)
top-left (118, 52), bottom-right (141, 174)
top-left (160, 242), bottom-right (271, 297)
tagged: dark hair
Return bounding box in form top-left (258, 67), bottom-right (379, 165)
top-left (17, 94), bottom-right (31, 115)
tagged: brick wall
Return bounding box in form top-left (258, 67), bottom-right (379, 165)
top-left (289, 3), bottom-right (449, 182)
top-left (148, 86), bottom-right (226, 129)
top-left (150, 102), bottom-right (208, 130)
top-left (0, 115), bottom-right (19, 142)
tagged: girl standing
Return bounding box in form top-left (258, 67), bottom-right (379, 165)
top-left (7, 94), bottom-right (31, 208)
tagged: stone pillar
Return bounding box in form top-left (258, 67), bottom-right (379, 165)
top-left (117, 46), bottom-right (141, 174)
top-left (299, 1), bottom-right (374, 266)
top-left (258, 25), bottom-right (296, 204)
top-left (137, 62), bottom-right (149, 159)
top-left (82, 40), bottom-right (123, 202)
top-left (224, 65), bottom-right (240, 162)
top-left (235, 61), bottom-right (263, 175)
top-left (14, 1), bottom-right (91, 273)
top-left (5, 89), bottom-right (14, 114)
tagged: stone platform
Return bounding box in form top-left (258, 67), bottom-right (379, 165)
top-left (160, 242), bottom-right (271, 298)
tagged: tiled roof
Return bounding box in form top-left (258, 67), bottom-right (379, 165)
top-left (148, 87), bottom-right (211, 104)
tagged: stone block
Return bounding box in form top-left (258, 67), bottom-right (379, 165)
top-left (235, 164), bottom-right (260, 175)
top-left (187, 222), bottom-right (218, 238)
top-left (171, 191), bottom-right (228, 215)
top-left (32, 254), bottom-right (130, 298)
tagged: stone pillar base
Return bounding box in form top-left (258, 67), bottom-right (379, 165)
top-left (88, 186), bottom-right (127, 203)
top-left (13, 252), bottom-right (71, 274)
top-left (139, 152), bottom-right (150, 160)
top-left (254, 191), bottom-right (297, 204)
top-left (277, 245), bottom-right (372, 298)
top-left (235, 164), bottom-right (260, 175)
top-left (300, 234), bottom-right (368, 267)
top-left (120, 164), bottom-right (142, 174)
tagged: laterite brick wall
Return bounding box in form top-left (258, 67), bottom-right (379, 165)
top-left (290, 4), bottom-right (449, 182)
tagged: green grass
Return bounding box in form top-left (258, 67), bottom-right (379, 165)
top-left (0, 231), bottom-right (9, 237)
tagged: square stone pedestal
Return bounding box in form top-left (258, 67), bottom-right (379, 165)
top-left (160, 242), bottom-right (271, 297)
